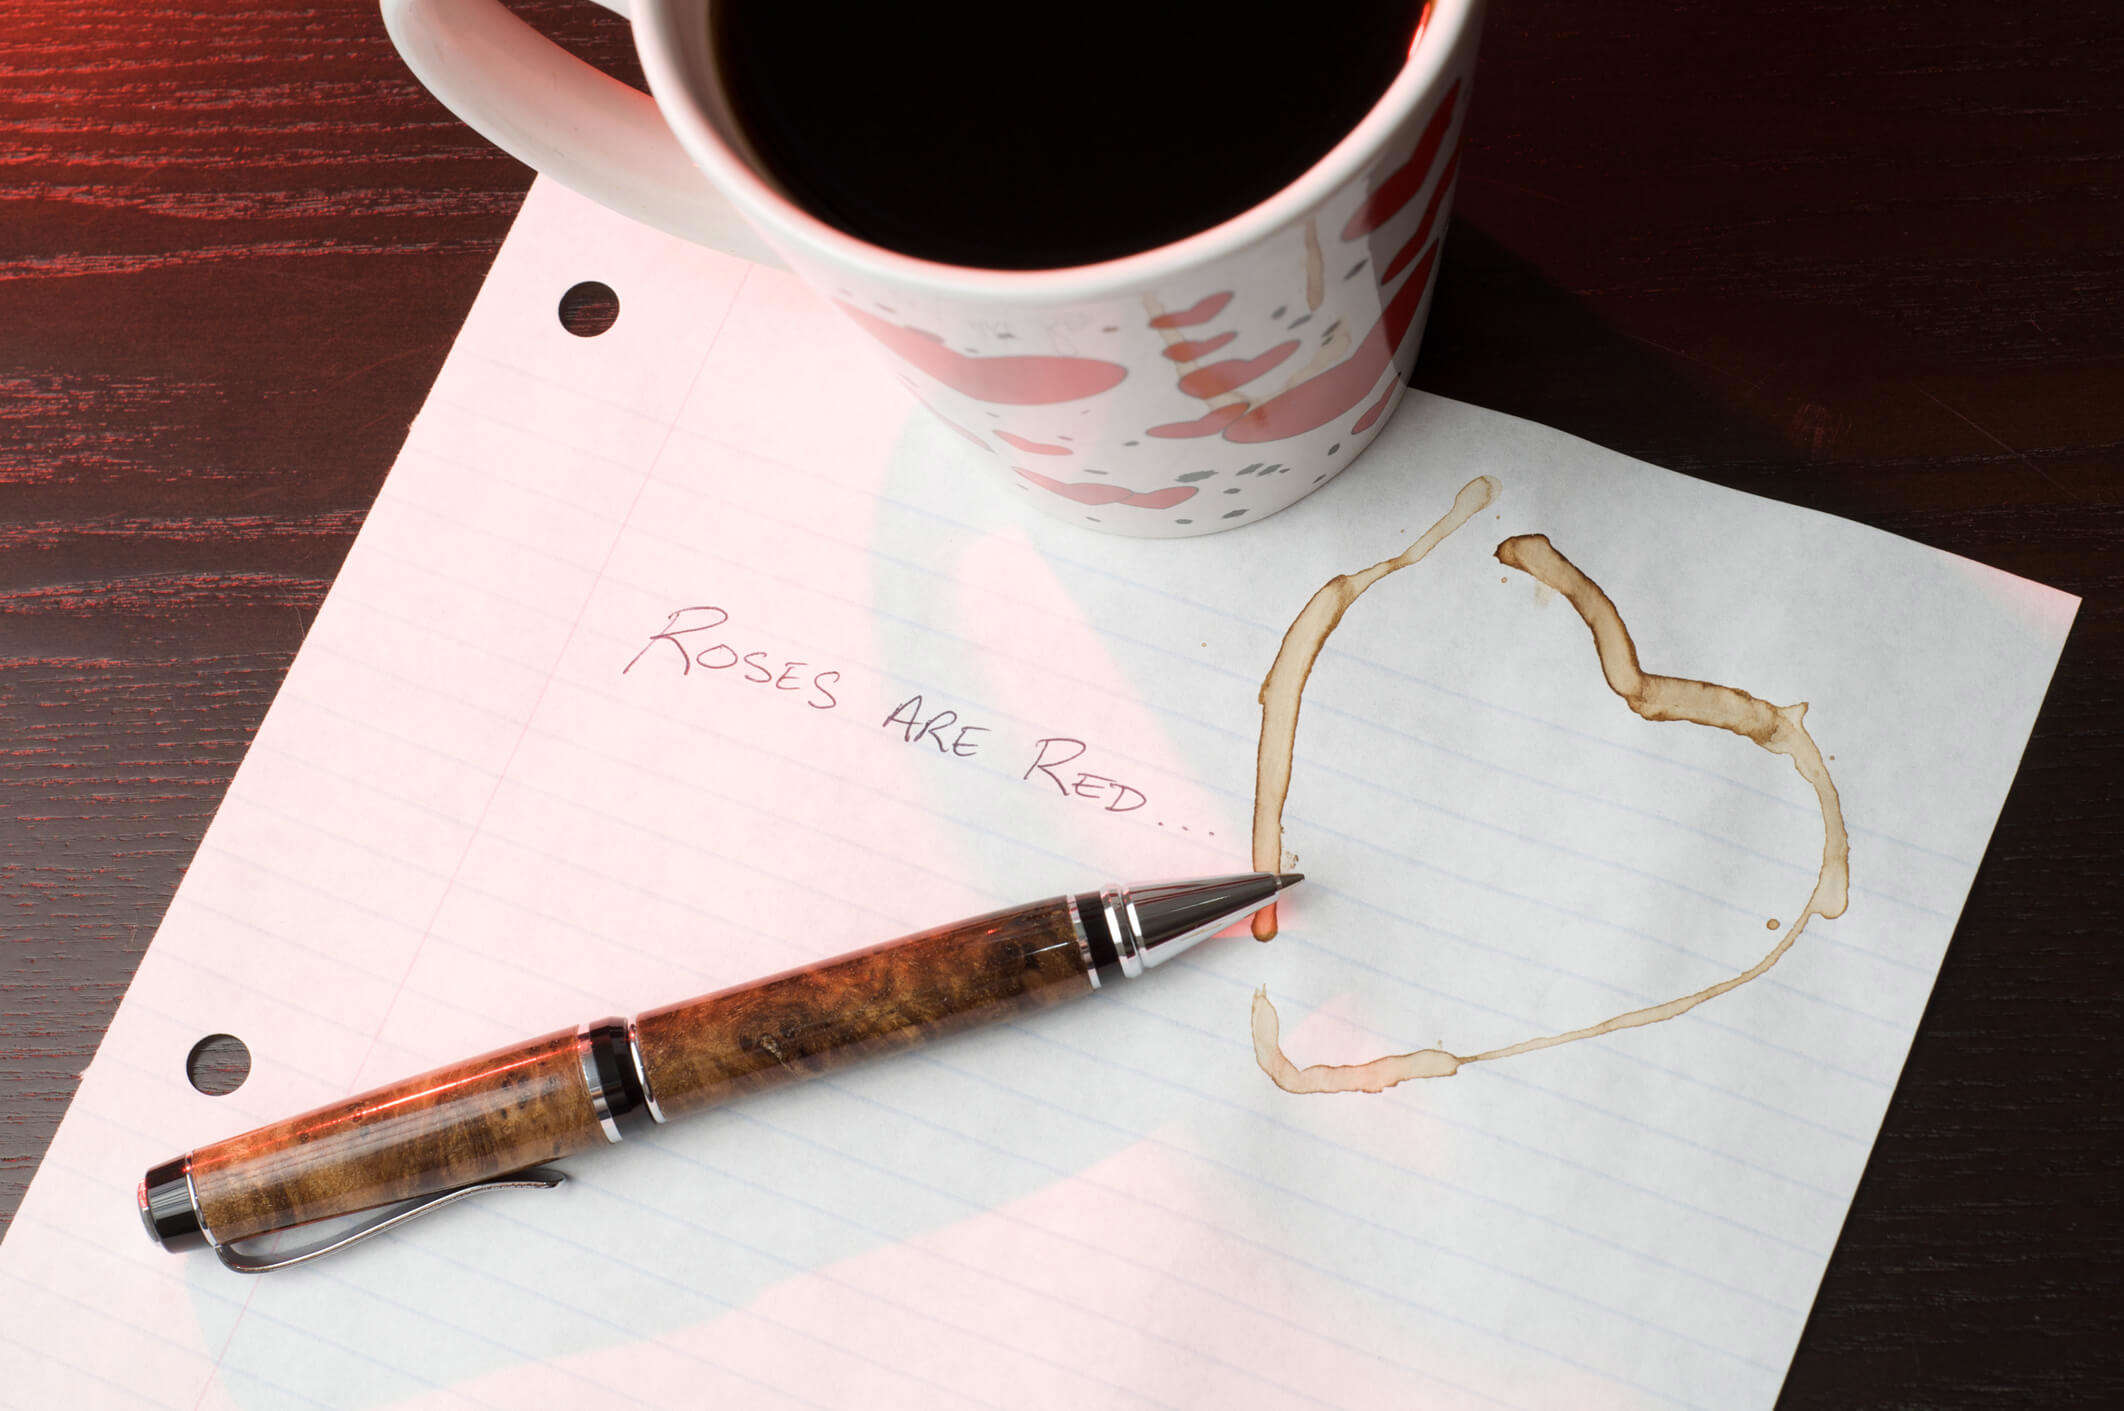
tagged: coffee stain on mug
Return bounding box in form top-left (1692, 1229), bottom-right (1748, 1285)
top-left (1222, 242), bottom-right (1438, 444)
top-left (1303, 217), bottom-right (1326, 312)
top-left (1247, 483), bottom-right (1851, 1093)
top-left (1143, 293), bottom-right (1252, 433)
top-left (1274, 324), bottom-right (1355, 399)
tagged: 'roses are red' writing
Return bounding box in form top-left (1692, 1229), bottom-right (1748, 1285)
top-left (626, 606), bottom-right (1148, 816)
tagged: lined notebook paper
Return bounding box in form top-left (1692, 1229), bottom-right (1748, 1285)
top-left (0, 179), bottom-right (2076, 1411)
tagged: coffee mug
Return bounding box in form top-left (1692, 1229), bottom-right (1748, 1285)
top-left (382, 0), bottom-right (1484, 537)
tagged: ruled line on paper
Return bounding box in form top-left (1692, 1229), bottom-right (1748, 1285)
top-left (441, 342), bottom-right (1973, 876)
top-left (267, 553), bottom-right (1925, 1107)
top-left (112, 749), bottom-right (1852, 1377)
top-left (382, 420), bottom-right (1960, 935)
top-left (144, 829), bottom-right (1843, 1317)
top-left (31, 1115), bottom-right (1681, 1411)
top-left (177, 779), bottom-right (1869, 1202)
top-left (252, 620), bottom-right (1915, 1104)
top-left (341, 469), bottom-right (1938, 989)
top-left (29, 1139), bottom-right (1441, 1411)
top-left (5, 182), bottom-right (2075, 1411)
top-left (114, 919), bottom-right (1829, 1357)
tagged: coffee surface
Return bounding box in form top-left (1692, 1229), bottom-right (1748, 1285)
top-left (713, 4), bottom-right (1431, 270)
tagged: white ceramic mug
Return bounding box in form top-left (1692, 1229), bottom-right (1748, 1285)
top-left (383, 0), bottom-right (1485, 537)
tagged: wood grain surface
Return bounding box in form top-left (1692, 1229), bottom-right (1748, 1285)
top-left (188, 1027), bottom-right (599, 1242)
top-left (635, 900), bottom-right (1091, 1118)
top-left (1, 1), bottom-right (2118, 1403)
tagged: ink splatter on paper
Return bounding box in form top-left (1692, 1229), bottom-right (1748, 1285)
top-left (1248, 477), bottom-right (1851, 1093)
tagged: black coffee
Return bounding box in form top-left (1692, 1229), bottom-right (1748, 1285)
top-left (712, 3), bottom-right (1432, 270)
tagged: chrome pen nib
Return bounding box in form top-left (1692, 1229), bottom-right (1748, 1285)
top-left (1074, 872), bottom-right (1303, 983)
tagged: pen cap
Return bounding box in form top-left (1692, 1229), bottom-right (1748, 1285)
top-left (137, 1157), bottom-right (207, 1252)
top-left (138, 1024), bottom-right (638, 1252)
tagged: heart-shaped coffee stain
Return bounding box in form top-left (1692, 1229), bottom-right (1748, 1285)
top-left (1248, 476), bottom-right (1851, 1093)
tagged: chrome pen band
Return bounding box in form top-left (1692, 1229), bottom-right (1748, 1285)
top-left (1074, 885), bottom-right (1144, 985)
top-left (183, 1157), bottom-right (219, 1250)
top-left (575, 1019), bottom-right (654, 1142)
top-left (1101, 885), bottom-right (1146, 979)
top-left (1074, 874), bottom-right (1284, 986)
top-left (627, 1016), bottom-right (667, 1123)
top-left (1064, 893), bottom-right (1101, 989)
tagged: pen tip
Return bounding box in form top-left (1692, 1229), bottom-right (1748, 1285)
top-left (1275, 872), bottom-right (1304, 890)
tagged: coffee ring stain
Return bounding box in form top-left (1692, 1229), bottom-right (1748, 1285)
top-left (1249, 475), bottom-right (1498, 940)
top-left (1248, 489), bottom-right (1851, 1094)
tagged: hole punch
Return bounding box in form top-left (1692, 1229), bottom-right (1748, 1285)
top-left (558, 280), bottom-right (620, 337)
top-left (185, 1034), bottom-right (250, 1096)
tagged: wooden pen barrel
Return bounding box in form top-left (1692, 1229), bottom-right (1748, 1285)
top-left (187, 1028), bottom-right (606, 1243)
top-left (156, 898), bottom-right (1093, 1250)
top-left (633, 897), bottom-right (1093, 1120)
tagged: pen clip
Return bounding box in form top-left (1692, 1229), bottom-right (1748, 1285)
top-left (211, 1167), bottom-right (568, 1274)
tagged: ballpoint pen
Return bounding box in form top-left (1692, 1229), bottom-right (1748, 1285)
top-left (138, 871), bottom-right (1301, 1271)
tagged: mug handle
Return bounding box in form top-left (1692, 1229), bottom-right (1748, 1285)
top-left (380, 0), bottom-right (785, 266)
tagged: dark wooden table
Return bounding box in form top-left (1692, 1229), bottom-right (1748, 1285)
top-left (3, 2), bottom-right (2118, 1403)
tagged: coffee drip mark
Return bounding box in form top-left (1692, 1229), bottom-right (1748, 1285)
top-left (1146, 103), bottom-right (1454, 450)
top-left (1213, 78), bottom-right (1460, 445)
top-left (1273, 324), bottom-right (1357, 400)
top-left (838, 303), bottom-right (1127, 405)
top-left (1143, 221), bottom-right (1365, 444)
top-left (1249, 474), bottom-right (1500, 942)
top-left (1227, 137), bottom-right (1457, 439)
top-left (1303, 218), bottom-right (1326, 313)
top-left (1224, 242), bottom-right (1438, 444)
top-left (1145, 287), bottom-right (1325, 447)
top-left (1142, 291), bottom-right (1251, 435)
top-left (1247, 508), bottom-right (1852, 1094)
